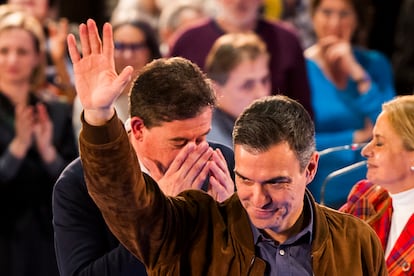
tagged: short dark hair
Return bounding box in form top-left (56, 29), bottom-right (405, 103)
top-left (233, 95), bottom-right (315, 171)
top-left (130, 57), bottom-right (216, 128)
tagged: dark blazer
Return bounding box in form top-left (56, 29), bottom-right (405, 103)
top-left (0, 92), bottom-right (77, 276)
top-left (52, 142), bottom-right (234, 276)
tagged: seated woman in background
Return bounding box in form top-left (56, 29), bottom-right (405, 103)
top-left (340, 95), bottom-right (414, 276)
top-left (205, 32), bottom-right (271, 148)
top-left (304, 0), bottom-right (395, 207)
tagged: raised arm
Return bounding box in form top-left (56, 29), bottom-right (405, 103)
top-left (67, 19), bottom-right (133, 125)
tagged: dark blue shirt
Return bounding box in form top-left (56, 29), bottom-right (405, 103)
top-left (251, 193), bottom-right (314, 275)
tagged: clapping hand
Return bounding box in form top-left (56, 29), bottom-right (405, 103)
top-left (9, 104), bottom-right (35, 159)
top-left (10, 103), bottom-right (57, 163)
top-left (33, 103), bottom-right (56, 163)
top-left (67, 19), bottom-right (133, 125)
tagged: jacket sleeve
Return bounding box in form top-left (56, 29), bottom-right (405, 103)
top-left (53, 158), bottom-right (147, 276)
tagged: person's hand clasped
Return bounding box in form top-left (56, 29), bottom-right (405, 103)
top-left (207, 148), bottom-right (234, 202)
top-left (67, 19), bottom-right (134, 125)
top-left (144, 142), bottom-right (234, 202)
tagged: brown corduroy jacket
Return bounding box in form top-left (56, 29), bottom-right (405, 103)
top-left (79, 114), bottom-right (388, 276)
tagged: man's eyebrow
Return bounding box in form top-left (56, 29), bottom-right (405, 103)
top-left (234, 170), bottom-right (248, 180)
top-left (169, 130), bottom-right (210, 142)
top-left (234, 170), bottom-right (291, 184)
top-left (169, 137), bottom-right (188, 142)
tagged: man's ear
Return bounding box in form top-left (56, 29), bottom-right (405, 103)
top-left (130, 117), bottom-right (145, 141)
top-left (305, 152), bottom-right (319, 185)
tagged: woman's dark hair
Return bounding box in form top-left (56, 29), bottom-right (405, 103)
top-left (310, 0), bottom-right (374, 45)
top-left (113, 20), bottom-right (161, 60)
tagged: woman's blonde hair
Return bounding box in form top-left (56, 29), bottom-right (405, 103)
top-left (382, 95), bottom-right (414, 151)
top-left (0, 4), bottom-right (46, 90)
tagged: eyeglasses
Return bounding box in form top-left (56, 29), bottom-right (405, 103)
top-left (114, 42), bottom-right (147, 52)
top-left (317, 7), bottom-right (354, 20)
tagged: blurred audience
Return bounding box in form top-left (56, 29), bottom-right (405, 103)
top-left (205, 32), bottom-right (271, 148)
top-left (7, 0), bottom-right (76, 104)
top-left (278, 0), bottom-right (316, 49)
top-left (110, 0), bottom-right (158, 27)
top-left (158, 1), bottom-right (207, 56)
top-left (168, 0), bottom-right (313, 116)
top-left (0, 5), bottom-right (77, 276)
top-left (304, 0), bottom-right (395, 206)
top-left (262, 0), bottom-right (315, 49)
top-left (340, 95), bottom-right (414, 276)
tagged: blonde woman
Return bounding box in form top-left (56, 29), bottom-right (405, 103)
top-left (341, 95), bottom-right (414, 275)
top-left (0, 5), bottom-right (77, 276)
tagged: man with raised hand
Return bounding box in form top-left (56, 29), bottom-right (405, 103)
top-left (69, 19), bottom-right (387, 275)
top-left (54, 19), bottom-right (235, 275)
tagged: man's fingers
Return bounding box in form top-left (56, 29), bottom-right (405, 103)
top-left (190, 164), bottom-right (211, 190)
top-left (87, 19), bottom-right (102, 54)
top-left (115, 66), bottom-right (134, 92)
top-left (142, 156), bottom-right (163, 181)
top-left (102, 22), bottom-right (114, 64)
top-left (67, 34), bottom-right (80, 63)
top-left (78, 23), bottom-right (91, 56)
top-left (208, 176), bottom-right (232, 202)
top-left (211, 149), bottom-right (227, 171)
top-left (166, 143), bottom-right (197, 175)
top-left (181, 143), bottom-right (212, 182)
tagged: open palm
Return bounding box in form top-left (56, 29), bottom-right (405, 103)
top-left (67, 19), bottom-right (133, 121)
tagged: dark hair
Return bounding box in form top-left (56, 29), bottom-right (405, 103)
top-left (113, 20), bottom-right (161, 60)
top-left (310, 0), bottom-right (373, 45)
top-left (233, 95), bottom-right (315, 171)
top-left (130, 57), bottom-right (216, 128)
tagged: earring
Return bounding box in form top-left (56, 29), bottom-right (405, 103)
top-left (411, 166), bottom-right (414, 172)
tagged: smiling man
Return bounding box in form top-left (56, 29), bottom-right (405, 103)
top-left (71, 19), bottom-right (387, 275)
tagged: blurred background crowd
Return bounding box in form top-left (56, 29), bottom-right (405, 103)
top-left (0, 0), bottom-right (413, 275)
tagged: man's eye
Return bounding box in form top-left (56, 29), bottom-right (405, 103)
top-left (241, 81), bottom-right (255, 91)
top-left (174, 142), bottom-right (187, 149)
top-left (236, 175), bottom-right (254, 186)
top-left (242, 179), bottom-right (255, 186)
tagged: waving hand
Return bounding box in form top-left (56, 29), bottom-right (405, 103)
top-left (67, 19), bottom-right (133, 125)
